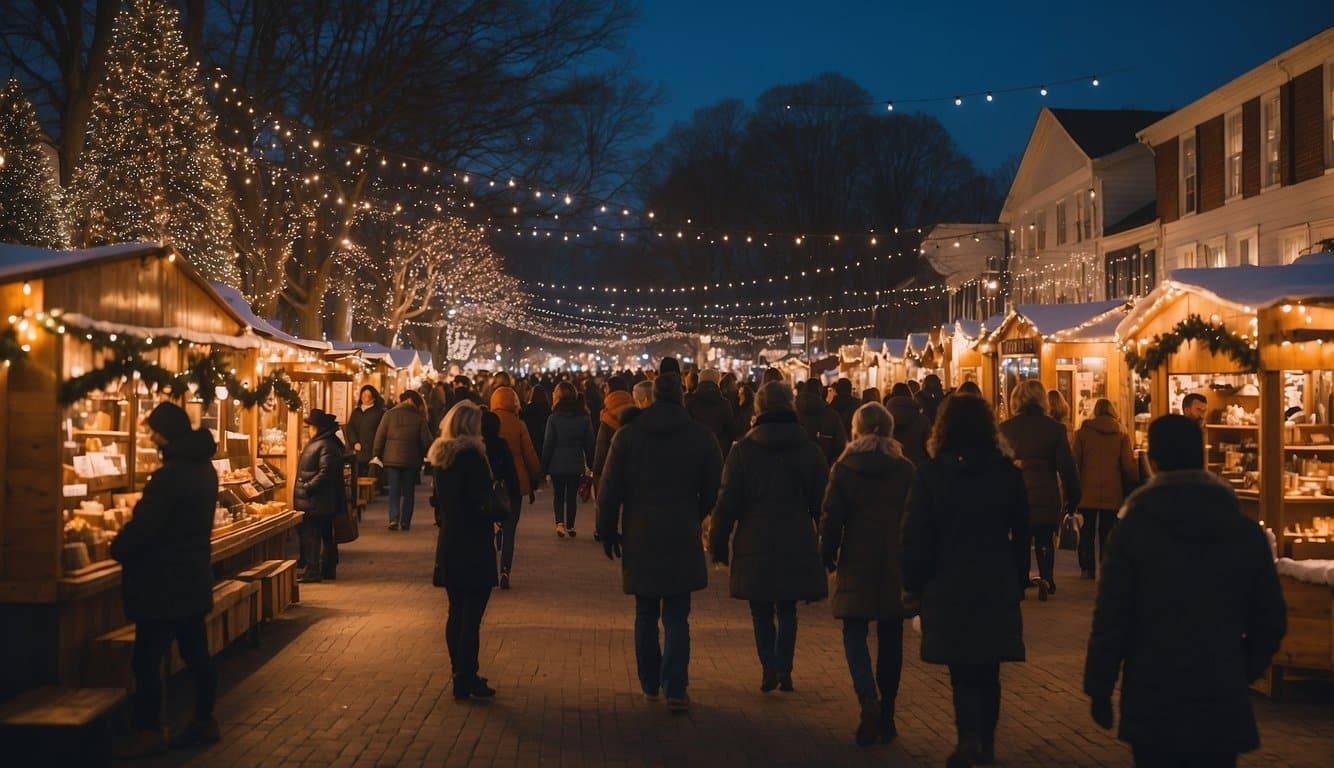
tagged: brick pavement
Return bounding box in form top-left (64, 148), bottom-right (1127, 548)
top-left (128, 488), bottom-right (1334, 767)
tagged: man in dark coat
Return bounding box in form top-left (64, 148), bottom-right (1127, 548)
top-left (915, 373), bottom-right (945, 424)
top-left (1084, 415), bottom-right (1286, 767)
top-left (111, 403), bottom-right (220, 756)
top-left (883, 383), bottom-right (930, 467)
top-left (795, 379), bottom-right (847, 466)
top-left (373, 391), bottom-right (433, 530)
top-left (294, 409), bottom-right (346, 582)
top-left (597, 373), bottom-right (723, 712)
top-left (686, 374), bottom-right (738, 458)
top-left (829, 378), bottom-right (861, 436)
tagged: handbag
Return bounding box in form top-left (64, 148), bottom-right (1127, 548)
top-left (577, 471), bottom-right (594, 502)
top-left (1058, 512), bottom-right (1080, 551)
top-left (332, 506), bottom-right (359, 543)
top-left (486, 478), bottom-right (511, 522)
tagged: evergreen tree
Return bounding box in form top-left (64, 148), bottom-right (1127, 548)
top-left (0, 79), bottom-right (69, 248)
top-left (70, 0), bottom-right (235, 284)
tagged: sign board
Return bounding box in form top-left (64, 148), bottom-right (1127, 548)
top-left (790, 322), bottom-right (806, 347)
top-left (999, 337), bottom-right (1038, 356)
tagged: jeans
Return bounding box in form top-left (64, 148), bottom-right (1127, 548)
top-left (386, 466), bottom-right (417, 527)
top-left (749, 600), bottom-right (797, 673)
top-left (299, 517), bottom-right (338, 576)
top-left (1077, 508), bottom-right (1118, 575)
top-left (131, 616), bottom-right (216, 731)
top-left (551, 474), bottom-right (580, 529)
top-left (498, 492), bottom-right (523, 573)
top-left (842, 618), bottom-right (904, 705)
top-left (634, 593), bottom-right (691, 699)
top-left (445, 585), bottom-right (492, 684)
top-left (1029, 523), bottom-right (1058, 585)
top-left (1131, 747), bottom-right (1238, 768)
top-left (948, 662), bottom-right (1001, 752)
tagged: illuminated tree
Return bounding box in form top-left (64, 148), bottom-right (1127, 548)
top-left (70, 0), bottom-right (235, 284)
top-left (0, 78), bottom-right (68, 247)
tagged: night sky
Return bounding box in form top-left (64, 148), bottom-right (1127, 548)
top-left (624, 0), bottom-right (1334, 172)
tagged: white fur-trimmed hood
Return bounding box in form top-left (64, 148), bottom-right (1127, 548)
top-left (428, 435), bottom-right (486, 471)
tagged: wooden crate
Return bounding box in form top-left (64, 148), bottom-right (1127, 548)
top-left (0, 686), bottom-right (126, 768)
top-left (236, 559), bottom-right (297, 620)
top-left (223, 580), bottom-right (260, 647)
top-left (1274, 575), bottom-right (1333, 671)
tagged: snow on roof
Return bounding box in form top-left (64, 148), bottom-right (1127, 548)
top-left (953, 318), bottom-right (983, 338)
top-left (884, 339), bottom-right (908, 359)
top-left (211, 282), bottom-right (331, 352)
top-left (327, 339), bottom-right (418, 368)
top-left (417, 350), bottom-right (433, 369)
top-left (862, 337), bottom-right (893, 352)
top-left (1048, 306), bottom-right (1127, 342)
top-left (0, 242), bottom-right (163, 283)
top-left (1118, 252), bottom-right (1334, 338)
top-left (1006, 300), bottom-right (1127, 338)
top-left (980, 312), bottom-right (1007, 334)
top-left (906, 333), bottom-right (930, 351)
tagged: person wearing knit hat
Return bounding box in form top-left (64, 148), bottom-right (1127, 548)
top-left (659, 357), bottom-right (682, 377)
top-left (112, 402), bottom-right (221, 756)
top-left (593, 377), bottom-right (637, 513)
top-left (698, 369), bottom-right (722, 386)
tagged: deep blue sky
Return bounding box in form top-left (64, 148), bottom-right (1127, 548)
top-left (622, 1), bottom-right (1334, 172)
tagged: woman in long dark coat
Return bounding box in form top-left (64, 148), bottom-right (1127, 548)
top-left (430, 401), bottom-right (505, 700)
top-left (710, 381), bottom-right (828, 694)
top-left (294, 409), bottom-right (345, 583)
top-left (820, 402), bottom-right (916, 747)
top-left (902, 395), bottom-right (1030, 768)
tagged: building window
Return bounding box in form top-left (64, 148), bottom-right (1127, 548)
top-left (1177, 244), bottom-right (1197, 269)
top-left (1235, 229), bottom-right (1258, 266)
top-left (1181, 135), bottom-right (1197, 214)
top-left (1264, 92), bottom-right (1281, 187)
top-left (1203, 239), bottom-right (1226, 268)
top-left (1086, 191), bottom-right (1096, 239)
top-left (1075, 195), bottom-right (1085, 242)
top-left (1281, 228), bottom-right (1309, 264)
top-left (1036, 213), bottom-right (1046, 249)
top-left (1327, 61), bottom-right (1334, 169)
top-left (1226, 110), bottom-right (1243, 199)
top-left (1056, 200), bottom-right (1067, 245)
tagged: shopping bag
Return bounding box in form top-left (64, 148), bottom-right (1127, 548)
top-left (333, 506), bottom-right (359, 543)
top-left (1058, 512), bottom-right (1079, 551)
top-left (577, 472), bottom-right (594, 502)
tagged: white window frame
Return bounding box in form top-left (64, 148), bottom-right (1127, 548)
top-left (1262, 90), bottom-right (1282, 189)
top-left (1203, 236), bottom-right (1227, 269)
top-left (1225, 109), bottom-right (1243, 200)
top-left (1233, 226), bottom-right (1259, 266)
top-left (1056, 200), bottom-right (1067, 245)
top-left (1181, 134), bottom-right (1197, 215)
top-left (1280, 225), bottom-right (1310, 264)
top-left (1176, 243), bottom-right (1198, 270)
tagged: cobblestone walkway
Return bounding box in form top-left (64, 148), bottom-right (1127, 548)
top-left (130, 488), bottom-right (1334, 767)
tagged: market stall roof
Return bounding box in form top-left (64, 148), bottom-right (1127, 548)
top-left (417, 350), bottom-right (433, 370)
top-left (810, 354), bottom-right (841, 375)
top-left (986, 299), bottom-right (1127, 342)
top-left (210, 282), bottom-right (331, 352)
top-left (1117, 252), bottom-right (1334, 337)
top-left (1047, 304), bottom-right (1128, 343)
top-left (884, 339), bottom-right (908, 359)
top-left (326, 339), bottom-right (418, 368)
top-left (906, 333), bottom-right (930, 352)
top-left (862, 337), bottom-right (893, 352)
top-left (979, 312), bottom-right (1007, 336)
top-left (0, 242), bottom-right (261, 349)
top-left (952, 318), bottom-right (984, 339)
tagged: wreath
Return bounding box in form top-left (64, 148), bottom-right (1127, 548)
top-left (1124, 314), bottom-right (1258, 377)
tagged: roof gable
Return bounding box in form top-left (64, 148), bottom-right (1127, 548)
top-left (1048, 109), bottom-right (1171, 159)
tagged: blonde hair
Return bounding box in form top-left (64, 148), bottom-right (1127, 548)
top-left (632, 380), bottom-right (654, 408)
top-left (1047, 389), bottom-right (1070, 421)
top-left (442, 401), bottom-right (482, 439)
top-left (1009, 379), bottom-right (1048, 415)
top-left (852, 401), bottom-right (894, 439)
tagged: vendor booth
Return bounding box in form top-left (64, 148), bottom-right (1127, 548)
top-left (0, 244), bottom-right (299, 698)
top-left (978, 300), bottom-right (1127, 424)
top-left (943, 319), bottom-right (984, 391)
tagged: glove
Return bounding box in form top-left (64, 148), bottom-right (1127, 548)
top-left (602, 535), bottom-right (622, 560)
top-left (369, 456), bottom-right (384, 468)
top-left (1090, 696), bottom-right (1114, 730)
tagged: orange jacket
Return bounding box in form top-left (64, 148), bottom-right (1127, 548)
top-left (490, 387), bottom-right (542, 495)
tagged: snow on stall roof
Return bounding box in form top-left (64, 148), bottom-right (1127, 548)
top-left (906, 333), bottom-right (930, 351)
top-left (884, 339), bottom-right (908, 359)
top-left (211, 282), bottom-right (330, 351)
top-left (1167, 253), bottom-right (1334, 309)
top-left (328, 339), bottom-right (418, 368)
top-left (1009, 300), bottom-right (1127, 337)
top-left (953, 318), bottom-right (983, 339)
top-left (0, 242), bottom-right (163, 283)
top-left (1048, 306), bottom-right (1126, 342)
top-left (862, 337), bottom-right (893, 352)
top-left (980, 313), bottom-right (1007, 334)
top-left (417, 350), bottom-right (433, 370)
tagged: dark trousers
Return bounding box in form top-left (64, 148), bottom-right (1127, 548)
top-left (1077, 508), bottom-right (1118, 575)
top-left (551, 474), bottom-right (579, 529)
top-left (299, 517), bottom-right (337, 576)
top-left (498, 493), bottom-right (523, 573)
top-left (634, 593), bottom-right (691, 699)
top-left (445, 585), bottom-right (492, 684)
top-left (748, 600), bottom-right (797, 673)
top-left (842, 618), bottom-right (904, 706)
top-left (948, 662), bottom-right (1001, 751)
top-left (1029, 523), bottom-right (1058, 585)
top-left (130, 616), bottom-right (216, 732)
top-left (1131, 746), bottom-right (1238, 768)
top-left (386, 466), bottom-right (417, 527)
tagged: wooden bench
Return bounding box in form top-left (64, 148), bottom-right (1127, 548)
top-left (235, 559), bottom-right (299, 621)
top-left (0, 686), bottom-right (126, 767)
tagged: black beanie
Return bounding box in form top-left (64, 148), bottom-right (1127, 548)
top-left (145, 402), bottom-right (192, 440)
top-left (654, 372), bottom-right (682, 403)
top-left (659, 357), bottom-right (681, 376)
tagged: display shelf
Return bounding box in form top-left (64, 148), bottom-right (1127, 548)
top-left (1206, 424), bottom-right (1258, 430)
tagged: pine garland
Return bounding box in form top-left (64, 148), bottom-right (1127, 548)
top-left (1124, 314), bottom-right (1259, 376)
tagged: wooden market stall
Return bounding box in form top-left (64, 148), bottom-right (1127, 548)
top-left (0, 244), bottom-right (299, 700)
top-left (978, 300), bottom-right (1128, 424)
top-left (904, 332), bottom-right (940, 383)
top-left (1117, 253), bottom-right (1334, 544)
top-left (942, 319), bottom-right (985, 391)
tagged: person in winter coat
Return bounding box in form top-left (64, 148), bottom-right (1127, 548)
top-left (1084, 415), bottom-right (1285, 767)
top-left (711, 381), bottom-right (828, 694)
top-left (585, 376), bottom-right (605, 435)
top-left (542, 381), bottom-right (594, 537)
top-left (796, 379), bottom-right (847, 466)
top-left (597, 373), bottom-right (723, 711)
top-left (883, 383), bottom-right (930, 467)
top-left (999, 379), bottom-right (1080, 601)
top-left (915, 373), bottom-right (945, 424)
top-left (523, 385), bottom-right (552, 457)
top-left (902, 394), bottom-right (1029, 768)
top-left (861, 387), bottom-right (881, 405)
top-left (428, 381), bottom-right (449, 436)
top-left (343, 384), bottom-right (386, 488)
top-left (373, 391), bottom-right (434, 530)
top-left (1072, 399), bottom-right (1138, 579)
top-left (294, 409), bottom-right (346, 582)
top-left (829, 378), bottom-right (861, 436)
top-left (735, 383), bottom-right (756, 438)
top-left (111, 403), bottom-right (220, 757)
top-left (489, 386), bottom-right (542, 587)
top-left (593, 376), bottom-right (635, 493)
top-left (820, 402), bottom-right (916, 747)
top-left (430, 402), bottom-right (504, 701)
top-left (687, 374), bottom-right (739, 458)
top-left (481, 410), bottom-right (520, 586)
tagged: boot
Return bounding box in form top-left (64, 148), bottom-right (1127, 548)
top-left (760, 668), bottom-right (778, 693)
top-left (169, 718), bottom-right (221, 749)
top-left (778, 672), bottom-right (794, 692)
top-left (880, 700), bottom-right (898, 744)
top-left (297, 567), bottom-right (322, 583)
top-left (855, 693), bottom-right (880, 747)
top-left (946, 736), bottom-right (983, 768)
top-left (320, 564), bottom-right (337, 581)
top-left (114, 729), bottom-right (166, 759)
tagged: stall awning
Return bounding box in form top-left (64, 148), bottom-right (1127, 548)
top-left (986, 300), bottom-right (1127, 343)
top-left (58, 312), bottom-right (263, 350)
top-left (211, 282), bottom-right (331, 352)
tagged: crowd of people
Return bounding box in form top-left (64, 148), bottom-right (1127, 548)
top-left (110, 360), bottom-right (1289, 768)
